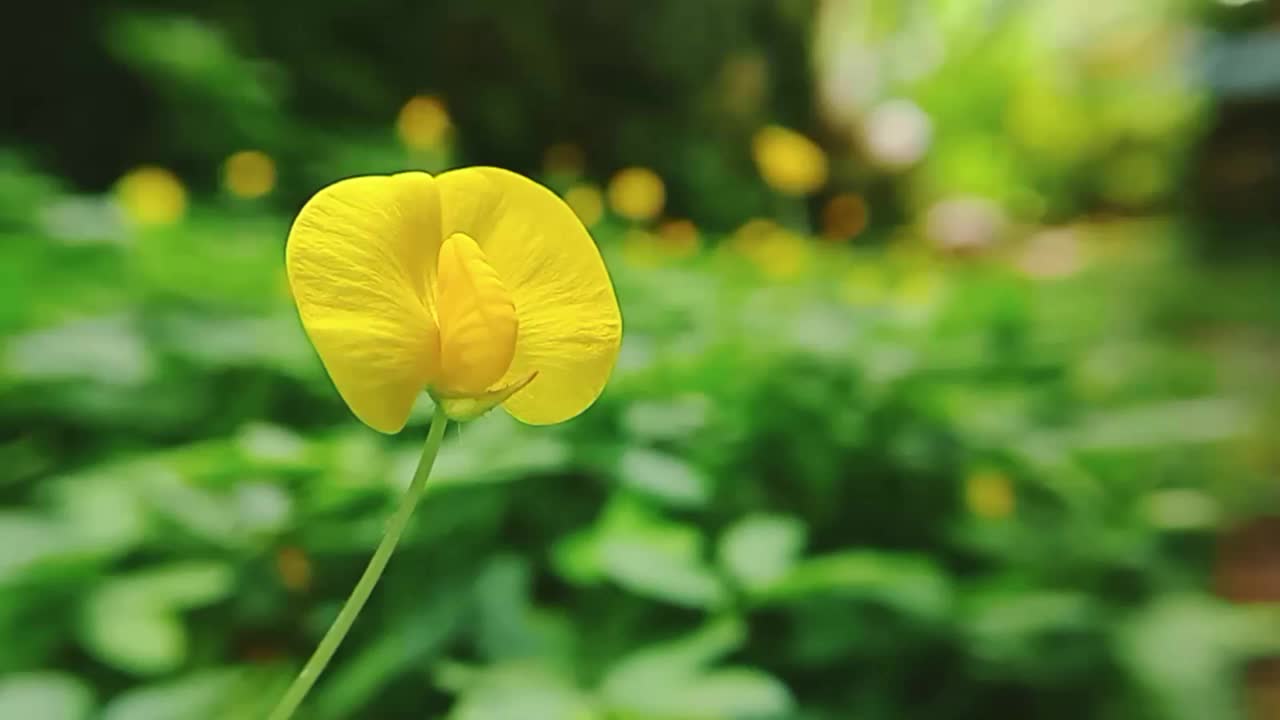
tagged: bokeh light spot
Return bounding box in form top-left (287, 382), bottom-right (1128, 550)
top-left (223, 150), bottom-right (277, 199)
top-left (115, 166), bottom-right (187, 227)
top-left (396, 95), bottom-right (451, 150)
top-left (752, 125), bottom-right (829, 196)
top-left (965, 470), bottom-right (1015, 520)
top-left (657, 218), bottom-right (700, 257)
top-left (564, 184), bottom-right (605, 228)
top-left (822, 192), bottom-right (869, 242)
top-left (608, 167), bottom-right (666, 222)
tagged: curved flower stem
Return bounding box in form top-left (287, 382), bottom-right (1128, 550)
top-left (268, 405), bottom-right (449, 720)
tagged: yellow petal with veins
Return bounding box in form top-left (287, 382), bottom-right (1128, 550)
top-left (434, 232), bottom-right (518, 395)
top-left (285, 172), bottom-right (442, 434)
top-left (436, 167), bottom-right (622, 425)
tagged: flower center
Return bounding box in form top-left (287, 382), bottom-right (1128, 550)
top-left (433, 232), bottom-right (518, 395)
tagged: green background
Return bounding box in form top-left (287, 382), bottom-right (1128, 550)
top-left (2, 1), bottom-right (1279, 718)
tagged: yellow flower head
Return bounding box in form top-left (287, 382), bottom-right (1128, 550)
top-left (396, 96), bottom-right (451, 150)
top-left (286, 168), bottom-right (622, 431)
top-left (752, 125), bottom-right (829, 196)
top-left (729, 218), bottom-right (811, 279)
top-left (223, 150), bottom-right (277, 199)
top-left (965, 470), bottom-right (1016, 520)
top-left (607, 167), bottom-right (665, 222)
top-left (116, 166), bottom-right (187, 226)
top-left (822, 192), bottom-right (869, 242)
top-left (657, 218), bottom-right (700, 257)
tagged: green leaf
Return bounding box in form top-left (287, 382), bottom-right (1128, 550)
top-left (622, 395), bottom-right (710, 441)
top-left (601, 618), bottom-right (744, 694)
top-left (0, 673), bottom-right (93, 720)
top-left (757, 550), bottom-right (951, 620)
top-left (718, 514), bottom-right (805, 592)
top-left (1117, 594), bottom-right (1252, 720)
top-left (601, 619), bottom-right (793, 719)
top-left (962, 589), bottom-right (1097, 664)
top-left (0, 513), bottom-right (78, 584)
top-left (80, 562), bottom-right (234, 675)
top-left (672, 668), bottom-right (794, 719)
top-left (572, 496), bottom-right (726, 608)
top-left (447, 663), bottom-right (597, 720)
top-left (85, 600), bottom-right (184, 676)
top-left (618, 448), bottom-right (710, 508)
top-left (100, 669), bottom-right (269, 720)
top-left (599, 537), bottom-right (725, 608)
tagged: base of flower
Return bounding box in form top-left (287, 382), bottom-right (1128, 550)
top-left (430, 371), bottom-right (538, 421)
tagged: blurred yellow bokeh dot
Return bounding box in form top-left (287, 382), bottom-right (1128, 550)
top-left (657, 218), bottom-right (700, 257)
top-left (607, 166), bottom-right (665, 222)
top-left (730, 218), bottom-right (810, 279)
top-left (275, 546), bottom-right (312, 592)
top-left (564, 184), bottom-right (604, 227)
top-left (115, 165), bottom-right (187, 226)
top-left (396, 95), bottom-right (451, 150)
top-left (223, 149), bottom-right (276, 199)
top-left (822, 192), bottom-right (869, 241)
top-left (544, 142), bottom-right (586, 175)
top-left (728, 217), bottom-right (779, 254)
top-left (752, 125), bottom-right (828, 196)
top-left (965, 470), bottom-right (1016, 520)
top-left (621, 229), bottom-right (663, 268)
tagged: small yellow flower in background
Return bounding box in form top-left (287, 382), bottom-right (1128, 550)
top-left (544, 142), bottom-right (586, 176)
top-left (621, 229), bottom-right (663, 268)
top-left (728, 218), bottom-right (811, 279)
top-left (286, 168), bottom-right (622, 431)
top-left (822, 192), bottom-right (869, 242)
top-left (965, 470), bottom-right (1016, 520)
top-left (752, 125), bottom-right (828, 196)
top-left (223, 150), bottom-right (277, 199)
top-left (115, 166), bottom-right (187, 226)
top-left (607, 166), bottom-right (665, 222)
top-left (275, 546), bottom-right (312, 592)
top-left (396, 95), bottom-right (451, 150)
top-left (564, 184), bottom-right (604, 227)
top-left (657, 218), bottom-right (700, 258)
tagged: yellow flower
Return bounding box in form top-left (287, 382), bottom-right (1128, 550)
top-left (286, 168), bottom-right (622, 431)
top-left (564, 184), bottom-right (604, 227)
top-left (621, 229), bottom-right (663, 268)
top-left (223, 150), bottom-right (277, 199)
top-left (115, 166), bottom-right (187, 226)
top-left (965, 470), bottom-right (1016, 520)
top-left (657, 218), bottom-right (700, 257)
top-left (752, 125), bottom-right (828, 196)
top-left (607, 167), bottom-right (665, 222)
top-left (396, 96), bottom-right (451, 150)
top-left (822, 192), bottom-right (869, 241)
top-left (728, 218), bottom-right (811, 279)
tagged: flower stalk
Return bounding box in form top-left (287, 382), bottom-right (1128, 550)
top-left (267, 404), bottom-right (449, 720)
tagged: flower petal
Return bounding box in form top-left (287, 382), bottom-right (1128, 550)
top-left (286, 172), bottom-right (443, 433)
top-left (436, 167), bottom-right (622, 424)
top-left (435, 232), bottom-right (518, 395)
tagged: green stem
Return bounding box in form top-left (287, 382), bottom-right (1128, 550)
top-left (267, 405), bottom-right (449, 720)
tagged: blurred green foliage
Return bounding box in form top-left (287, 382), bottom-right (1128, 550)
top-left (2, 0), bottom-right (1280, 719)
